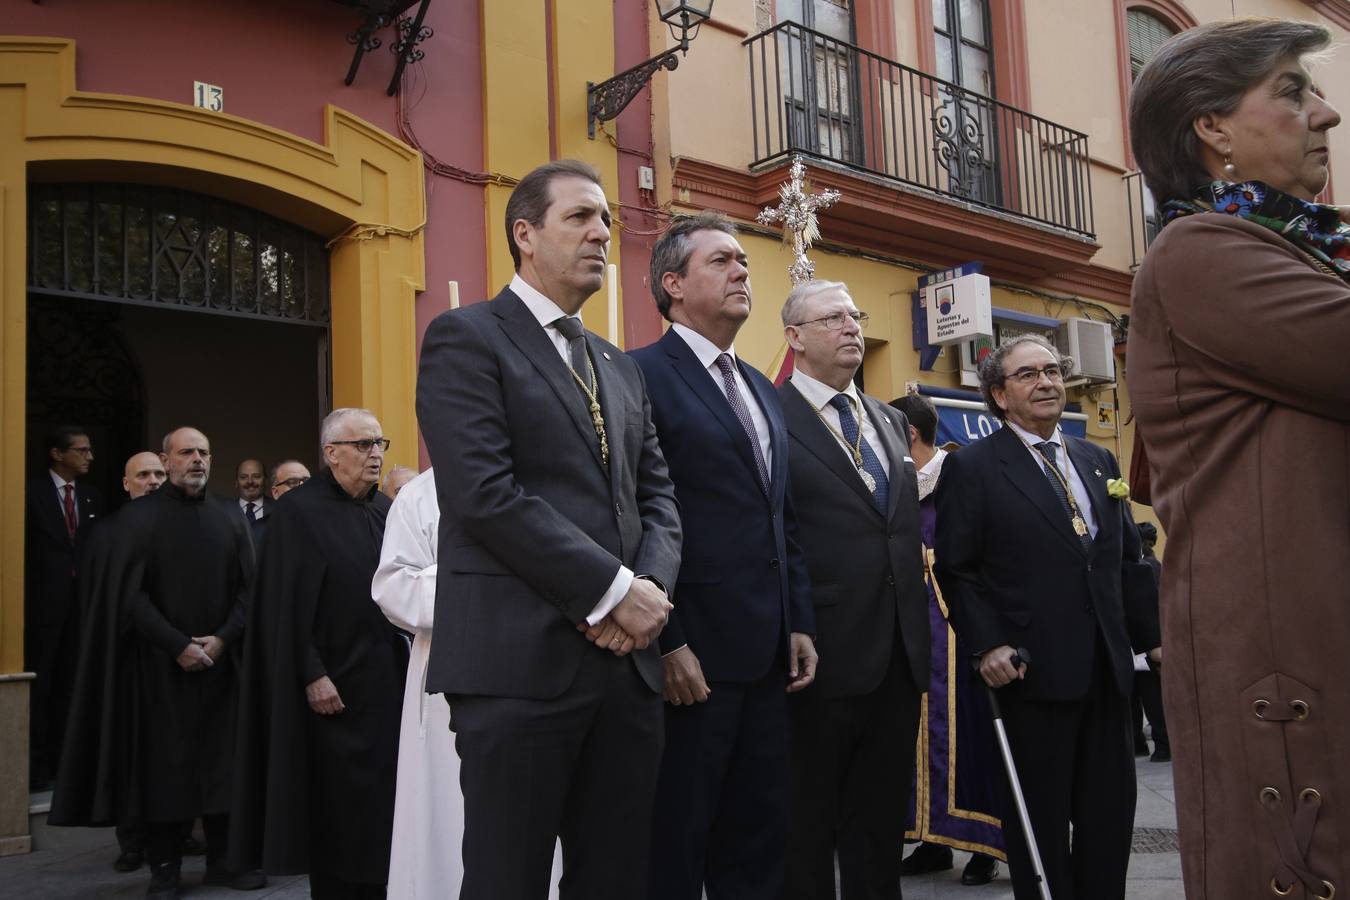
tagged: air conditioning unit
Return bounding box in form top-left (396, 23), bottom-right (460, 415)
top-left (1056, 317), bottom-right (1116, 383)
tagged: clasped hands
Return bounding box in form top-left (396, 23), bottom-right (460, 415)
top-left (577, 577), bottom-right (672, 657)
top-left (175, 635), bottom-right (225, 672)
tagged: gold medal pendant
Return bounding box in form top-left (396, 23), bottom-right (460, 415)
top-left (859, 467), bottom-right (877, 493)
top-left (1072, 515), bottom-right (1089, 537)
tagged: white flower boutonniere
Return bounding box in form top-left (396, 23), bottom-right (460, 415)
top-left (1106, 478), bottom-right (1130, 500)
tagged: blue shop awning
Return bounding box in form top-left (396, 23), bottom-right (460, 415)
top-left (916, 385), bottom-right (1087, 447)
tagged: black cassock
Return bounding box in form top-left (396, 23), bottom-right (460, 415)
top-left (229, 470), bottom-right (406, 884)
top-left (50, 484), bottom-right (253, 827)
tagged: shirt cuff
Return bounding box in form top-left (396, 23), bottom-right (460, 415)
top-left (585, 566), bottom-right (634, 626)
top-left (661, 643), bottom-right (688, 659)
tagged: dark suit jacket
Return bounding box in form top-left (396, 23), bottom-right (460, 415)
top-left (933, 424), bottom-right (1160, 702)
top-left (25, 474), bottom-right (102, 630)
top-left (630, 328), bottom-right (813, 684)
top-left (416, 287), bottom-right (682, 699)
top-left (238, 497), bottom-right (270, 547)
top-left (778, 381), bottom-right (929, 698)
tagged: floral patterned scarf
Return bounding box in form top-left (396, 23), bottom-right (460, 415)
top-left (1160, 180), bottom-right (1350, 283)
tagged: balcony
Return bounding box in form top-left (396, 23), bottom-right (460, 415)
top-left (743, 21), bottom-right (1095, 241)
top-left (1123, 170), bottom-right (1159, 270)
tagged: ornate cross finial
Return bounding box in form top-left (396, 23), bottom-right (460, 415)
top-left (756, 156), bottom-right (841, 285)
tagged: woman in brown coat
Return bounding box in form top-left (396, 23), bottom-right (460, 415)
top-left (1127, 18), bottom-right (1350, 900)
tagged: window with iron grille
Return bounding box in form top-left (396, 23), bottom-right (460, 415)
top-left (27, 183), bottom-right (331, 327)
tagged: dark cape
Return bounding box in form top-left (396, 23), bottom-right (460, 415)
top-left (904, 487), bottom-right (1005, 858)
top-left (228, 470), bottom-right (405, 883)
top-left (50, 484), bottom-right (254, 827)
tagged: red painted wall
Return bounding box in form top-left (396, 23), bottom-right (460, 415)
top-left (8, 0), bottom-right (488, 376)
top-left (612, 0), bottom-right (667, 350)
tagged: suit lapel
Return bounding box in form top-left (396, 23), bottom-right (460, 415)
top-left (739, 357), bottom-right (780, 498)
top-left (993, 425), bottom-right (1086, 555)
top-left (39, 478), bottom-right (70, 543)
top-left (492, 289), bottom-right (607, 473)
top-left (782, 382), bottom-right (876, 512)
top-left (1066, 437), bottom-right (1112, 544)
top-left (590, 335), bottom-right (626, 497)
top-left (662, 330), bottom-right (767, 495)
top-left (861, 394), bottom-right (906, 521)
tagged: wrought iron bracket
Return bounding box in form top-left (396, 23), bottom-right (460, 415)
top-left (587, 49), bottom-right (681, 139)
top-left (340, 0), bottom-right (432, 96)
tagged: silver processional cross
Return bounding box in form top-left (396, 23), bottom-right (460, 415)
top-left (756, 155), bottom-right (841, 285)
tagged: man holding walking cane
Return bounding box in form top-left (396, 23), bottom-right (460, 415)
top-left (933, 335), bottom-right (1161, 900)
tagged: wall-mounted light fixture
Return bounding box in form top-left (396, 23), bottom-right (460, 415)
top-left (587, 0), bottom-right (715, 138)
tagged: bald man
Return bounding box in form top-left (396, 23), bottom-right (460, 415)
top-left (52, 427), bottom-right (263, 897)
top-left (269, 460), bottom-right (310, 501)
top-left (124, 451), bottom-right (167, 499)
top-left (380, 465), bottom-right (417, 500)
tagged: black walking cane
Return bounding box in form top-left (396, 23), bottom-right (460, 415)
top-left (979, 647), bottom-right (1053, 900)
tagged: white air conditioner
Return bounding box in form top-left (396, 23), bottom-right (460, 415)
top-left (1056, 317), bottom-right (1116, 383)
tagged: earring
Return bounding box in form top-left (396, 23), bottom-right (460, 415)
top-left (1223, 154), bottom-right (1238, 179)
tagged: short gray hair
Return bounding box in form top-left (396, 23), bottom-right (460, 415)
top-left (976, 334), bottom-right (1074, 421)
top-left (781, 280), bottom-right (850, 326)
top-left (320, 408), bottom-right (377, 450)
top-left (649, 212), bottom-right (739, 320)
top-left (1130, 17), bottom-right (1332, 204)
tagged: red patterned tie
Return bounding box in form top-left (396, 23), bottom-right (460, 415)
top-left (63, 483), bottom-right (78, 541)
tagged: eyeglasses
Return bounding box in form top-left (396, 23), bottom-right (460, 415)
top-left (275, 476), bottom-right (310, 489)
top-left (328, 438), bottom-right (390, 454)
top-left (67, 447), bottom-right (94, 456)
top-left (1002, 364), bottom-right (1065, 385)
top-left (790, 311), bottom-right (870, 331)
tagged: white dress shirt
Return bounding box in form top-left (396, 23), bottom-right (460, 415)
top-left (50, 469), bottom-right (78, 530)
top-left (1004, 420), bottom-right (1099, 539)
top-left (510, 274), bottom-right (632, 625)
top-left (239, 497), bottom-right (266, 519)
top-left (788, 370), bottom-right (891, 479)
top-left (669, 322), bottom-right (773, 471)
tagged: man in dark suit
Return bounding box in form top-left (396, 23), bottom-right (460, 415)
top-left (630, 213), bottom-right (816, 900)
top-left (415, 159), bottom-right (682, 900)
top-left (25, 425), bottom-right (102, 789)
top-left (933, 334), bottom-right (1161, 900)
top-left (234, 458), bottom-right (269, 546)
top-left (776, 281), bottom-right (930, 900)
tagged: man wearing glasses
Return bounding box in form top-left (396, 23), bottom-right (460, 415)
top-left (25, 425), bottom-right (102, 791)
top-left (776, 281), bottom-right (931, 900)
top-left (230, 408), bottom-right (408, 900)
top-left (932, 334), bottom-right (1160, 900)
top-left (268, 460), bottom-right (310, 500)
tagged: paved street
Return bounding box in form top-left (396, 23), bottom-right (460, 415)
top-left (4, 756), bottom-right (1182, 899)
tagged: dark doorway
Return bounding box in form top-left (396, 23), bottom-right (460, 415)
top-left (26, 295), bottom-right (327, 504)
top-left (25, 182), bottom-right (331, 504)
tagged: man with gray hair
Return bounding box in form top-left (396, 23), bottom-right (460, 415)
top-left (776, 280), bottom-right (930, 900)
top-left (933, 334), bottom-right (1160, 900)
top-left (230, 408), bottom-right (407, 899)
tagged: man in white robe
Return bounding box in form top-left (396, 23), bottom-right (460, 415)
top-left (371, 469), bottom-right (560, 900)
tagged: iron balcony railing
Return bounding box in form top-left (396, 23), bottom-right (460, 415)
top-left (1123, 170), bottom-right (1159, 270)
top-left (745, 21), bottom-right (1095, 239)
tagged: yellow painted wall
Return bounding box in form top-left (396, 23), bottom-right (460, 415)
top-left (480, 0), bottom-right (626, 339)
top-left (0, 38), bottom-right (426, 674)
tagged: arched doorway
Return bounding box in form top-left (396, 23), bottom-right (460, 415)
top-left (25, 182), bottom-right (331, 502)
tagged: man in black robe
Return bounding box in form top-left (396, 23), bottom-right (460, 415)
top-left (51, 427), bottom-right (264, 898)
top-left (230, 408), bottom-right (407, 900)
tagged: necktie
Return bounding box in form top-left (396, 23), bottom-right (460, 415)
top-left (62, 483), bottom-right (77, 541)
top-left (829, 394), bottom-right (889, 514)
top-left (245, 501), bottom-right (257, 523)
top-left (715, 354), bottom-right (771, 495)
top-left (1034, 441), bottom-right (1090, 550)
top-left (552, 315), bottom-right (608, 466)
